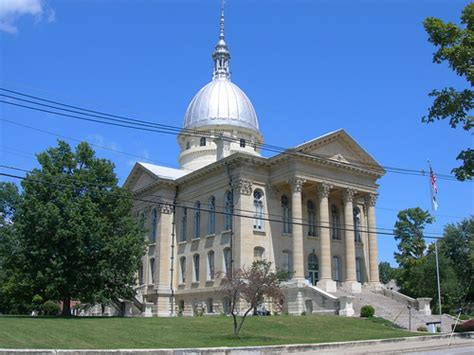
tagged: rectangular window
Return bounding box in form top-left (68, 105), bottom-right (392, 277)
top-left (240, 139), bottom-right (246, 148)
top-left (180, 207), bottom-right (187, 242)
top-left (180, 257), bottom-right (186, 283)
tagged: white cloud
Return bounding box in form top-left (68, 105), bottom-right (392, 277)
top-left (87, 134), bottom-right (120, 152)
top-left (0, 0), bottom-right (55, 34)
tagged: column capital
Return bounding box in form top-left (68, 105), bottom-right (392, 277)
top-left (232, 178), bottom-right (253, 195)
top-left (365, 193), bottom-right (378, 207)
top-left (289, 177), bottom-right (305, 193)
top-left (343, 188), bottom-right (356, 204)
top-left (160, 204), bottom-right (173, 214)
top-left (317, 182), bottom-right (332, 199)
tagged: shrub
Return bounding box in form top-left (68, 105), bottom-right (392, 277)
top-left (453, 319), bottom-right (474, 332)
top-left (436, 326), bottom-right (441, 332)
top-left (301, 311), bottom-right (306, 316)
top-left (417, 326), bottom-right (428, 332)
top-left (360, 305), bottom-right (375, 318)
top-left (42, 301), bottom-right (60, 316)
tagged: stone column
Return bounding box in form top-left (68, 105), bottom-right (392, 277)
top-left (316, 183), bottom-right (337, 292)
top-left (289, 178), bottom-right (305, 280)
top-left (155, 204), bottom-right (173, 316)
top-left (343, 188), bottom-right (361, 293)
top-left (365, 193), bottom-right (381, 287)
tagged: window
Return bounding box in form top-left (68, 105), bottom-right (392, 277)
top-left (308, 253), bottom-right (319, 285)
top-left (224, 191), bottom-right (233, 230)
top-left (208, 196), bottom-right (216, 235)
top-left (180, 207), bottom-right (187, 242)
top-left (240, 138), bottom-right (246, 148)
top-left (223, 247), bottom-right (231, 275)
top-left (332, 256), bottom-right (341, 282)
top-left (139, 212), bottom-right (145, 231)
top-left (138, 263), bottom-right (144, 285)
top-left (200, 137), bottom-right (206, 146)
top-left (356, 257), bottom-right (363, 283)
top-left (353, 207), bottom-right (362, 242)
top-left (254, 247), bottom-right (264, 261)
top-left (186, 141), bottom-right (191, 150)
top-left (207, 298), bottom-right (214, 313)
top-left (307, 200), bottom-right (316, 236)
top-left (150, 258), bottom-right (156, 283)
top-left (282, 195), bottom-right (292, 234)
top-left (180, 257), bottom-right (186, 283)
top-left (331, 204), bottom-right (341, 240)
top-left (282, 250), bottom-right (293, 275)
top-left (194, 201), bottom-right (201, 239)
top-left (150, 208), bottom-right (158, 243)
top-left (253, 189), bottom-right (264, 230)
top-left (193, 254), bottom-right (200, 282)
top-left (207, 251), bottom-right (215, 280)
top-left (222, 297), bottom-right (231, 314)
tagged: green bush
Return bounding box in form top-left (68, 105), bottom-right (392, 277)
top-left (360, 305), bottom-right (375, 318)
top-left (417, 325), bottom-right (427, 332)
top-left (42, 301), bottom-right (60, 316)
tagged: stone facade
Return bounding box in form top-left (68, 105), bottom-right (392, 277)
top-left (124, 130), bottom-right (385, 316)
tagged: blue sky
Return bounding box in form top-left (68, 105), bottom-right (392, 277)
top-left (0, 0), bottom-right (472, 266)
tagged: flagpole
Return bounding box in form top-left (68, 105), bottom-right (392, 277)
top-left (428, 160), bottom-right (442, 330)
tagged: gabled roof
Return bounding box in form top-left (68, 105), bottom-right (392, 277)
top-left (271, 128), bottom-right (384, 175)
top-left (123, 162), bottom-right (189, 191)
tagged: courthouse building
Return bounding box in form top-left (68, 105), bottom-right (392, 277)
top-left (124, 8), bottom-right (386, 317)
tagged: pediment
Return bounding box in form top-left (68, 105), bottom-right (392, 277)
top-left (123, 163), bottom-right (159, 192)
top-left (295, 129), bottom-right (383, 173)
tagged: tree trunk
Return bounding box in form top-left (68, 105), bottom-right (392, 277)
top-left (61, 296), bottom-right (71, 317)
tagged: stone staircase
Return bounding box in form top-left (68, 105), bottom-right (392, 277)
top-left (349, 287), bottom-right (456, 332)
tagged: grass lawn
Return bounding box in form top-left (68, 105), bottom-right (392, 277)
top-left (0, 315), bottom-right (423, 349)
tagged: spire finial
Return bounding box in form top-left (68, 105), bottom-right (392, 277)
top-left (220, 0), bottom-right (225, 39)
top-left (212, 0), bottom-right (231, 80)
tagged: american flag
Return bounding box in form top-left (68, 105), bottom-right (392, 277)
top-left (430, 165), bottom-right (438, 211)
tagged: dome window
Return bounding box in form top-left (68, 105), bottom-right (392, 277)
top-left (186, 141), bottom-right (191, 150)
top-left (240, 139), bottom-right (246, 148)
top-left (200, 137), bottom-right (206, 146)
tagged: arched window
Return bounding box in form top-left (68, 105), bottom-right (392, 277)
top-left (332, 256), bottom-right (341, 282)
top-left (139, 212), bottom-right (145, 231)
top-left (150, 208), bottom-right (158, 243)
top-left (240, 138), bottom-right (246, 148)
top-left (356, 257), bottom-right (363, 283)
top-left (331, 204), bottom-right (341, 240)
top-left (253, 189), bottom-right (264, 230)
top-left (186, 141), bottom-right (191, 150)
top-left (223, 247), bottom-right (231, 275)
top-left (200, 137), bottom-right (206, 146)
top-left (208, 196), bottom-right (216, 235)
top-left (194, 201), bottom-right (201, 239)
top-left (282, 195), bottom-right (292, 234)
top-left (224, 191), bottom-right (233, 230)
top-left (180, 207), bottom-right (187, 242)
top-left (179, 256), bottom-right (186, 283)
top-left (193, 254), bottom-right (200, 282)
top-left (150, 258), bottom-right (156, 283)
top-left (307, 200), bottom-right (316, 236)
top-left (254, 247), bottom-right (265, 261)
top-left (308, 252), bottom-right (319, 285)
top-left (207, 251), bottom-right (215, 280)
top-left (282, 250), bottom-right (293, 274)
top-left (353, 207), bottom-right (361, 242)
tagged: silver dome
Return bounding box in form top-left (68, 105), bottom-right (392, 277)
top-left (183, 77), bottom-right (259, 131)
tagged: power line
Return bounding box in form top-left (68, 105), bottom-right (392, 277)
top-left (0, 87), bottom-right (465, 182)
top-left (0, 169), bottom-right (445, 239)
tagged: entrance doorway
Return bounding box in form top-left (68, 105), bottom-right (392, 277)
top-left (308, 253), bottom-right (319, 285)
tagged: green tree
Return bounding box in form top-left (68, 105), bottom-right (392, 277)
top-left (393, 208), bottom-right (433, 295)
top-left (423, 4), bottom-right (474, 180)
top-left (378, 261), bottom-right (396, 284)
top-left (12, 141), bottom-right (146, 316)
top-left (440, 216), bottom-right (474, 307)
